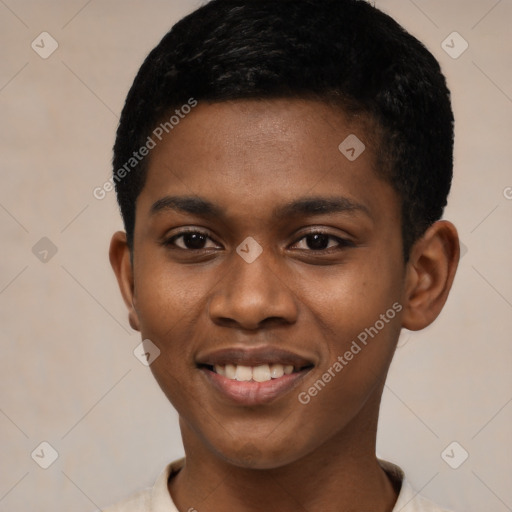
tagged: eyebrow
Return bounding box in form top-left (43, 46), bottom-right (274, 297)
top-left (150, 196), bottom-right (224, 218)
top-left (149, 195), bottom-right (371, 220)
top-left (272, 196), bottom-right (371, 221)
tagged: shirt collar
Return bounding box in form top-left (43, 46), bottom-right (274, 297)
top-left (149, 457), bottom-right (440, 512)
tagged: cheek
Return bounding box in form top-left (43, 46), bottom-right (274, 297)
top-left (135, 271), bottom-right (202, 408)
top-left (301, 257), bottom-right (403, 396)
top-left (134, 256), bottom-right (206, 337)
top-left (132, 269), bottom-right (204, 404)
top-left (306, 256), bottom-right (401, 338)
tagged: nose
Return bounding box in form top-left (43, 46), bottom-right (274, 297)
top-left (208, 250), bottom-right (299, 330)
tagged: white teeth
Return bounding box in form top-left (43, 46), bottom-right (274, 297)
top-left (214, 364), bottom-right (226, 376)
top-left (225, 364), bottom-right (236, 379)
top-left (252, 364), bottom-right (271, 382)
top-left (212, 363), bottom-right (298, 381)
top-left (269, 364), bottom-right (284, 378)
top-left (235, 365), bottom-right (252, 381)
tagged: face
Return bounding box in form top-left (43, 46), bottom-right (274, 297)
top-left (120, 99), bottom-right (409, 468)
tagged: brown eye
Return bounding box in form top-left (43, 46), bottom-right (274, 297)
top-left (178, 233), bottom-right (207, 250)
top-left (304, 233), bottom-right (331, 250)
top-left (293, 232), bottom-right (354, 251)
top-left (165, 231), bottom-right (218, 250)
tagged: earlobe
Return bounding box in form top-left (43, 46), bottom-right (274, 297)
top-left (401, 221), bottom-right (459, 331)
top-left (109, 231), bottom-right (141, 332)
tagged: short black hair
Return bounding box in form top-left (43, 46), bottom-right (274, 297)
top-left (112, 0), bottom-right (454, 260)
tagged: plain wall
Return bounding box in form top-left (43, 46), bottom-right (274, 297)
top-left (0, 0), bottom-right (511, 510)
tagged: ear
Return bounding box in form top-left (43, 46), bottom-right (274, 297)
top-left (401, 220), bottom-right (460, 331)
top-left (109, 231), bottom-right (140, 331)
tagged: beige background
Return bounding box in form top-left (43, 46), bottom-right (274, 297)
top-left (1, 0), bottom-right (511, 510)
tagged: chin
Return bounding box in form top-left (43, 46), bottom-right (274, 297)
top-left (217, 439), bottom-right (309, 470)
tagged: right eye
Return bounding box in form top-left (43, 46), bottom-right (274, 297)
top-left (163, 230), bottom-right (221, 251)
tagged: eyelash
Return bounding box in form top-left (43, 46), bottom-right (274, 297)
top-left (163, 229), bottom-right (354, 253)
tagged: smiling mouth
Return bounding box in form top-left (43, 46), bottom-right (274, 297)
top-left (196, 346), bottom-right (316, 404)
top-left (199, 363), bottom-right (314, 383)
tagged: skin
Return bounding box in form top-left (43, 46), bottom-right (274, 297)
top-left (110, 99), bottom-right (459, 512)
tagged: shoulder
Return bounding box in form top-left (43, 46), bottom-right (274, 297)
top-left (396, 479), bottom-right (454, 512)
top-left (379, 459), bottom-right (454, 512)
top-left (102, 459), bottom-right (183, 512)
top-left (102, 488), bottom-right (151, 512)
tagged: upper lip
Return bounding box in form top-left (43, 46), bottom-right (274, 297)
top-left (196, 346), bottom-right (315, 369)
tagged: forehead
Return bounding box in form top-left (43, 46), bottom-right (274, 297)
top-left (137, 99), bottom-right (398, 226)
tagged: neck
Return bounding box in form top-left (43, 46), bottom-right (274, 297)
top-left (169, 392), bottom-right (399, 512)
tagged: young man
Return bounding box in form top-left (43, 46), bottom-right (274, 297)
top-left (107, 0), bottom-right (460, 510)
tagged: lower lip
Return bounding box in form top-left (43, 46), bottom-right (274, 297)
top-left (200, 368), bottom-right (312, 406)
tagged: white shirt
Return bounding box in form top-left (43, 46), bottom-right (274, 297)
top-left (103, 458), bottom-right (453, 511)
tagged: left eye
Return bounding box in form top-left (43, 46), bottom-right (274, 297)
top-left (292, 233), bottom-right (352, 251)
